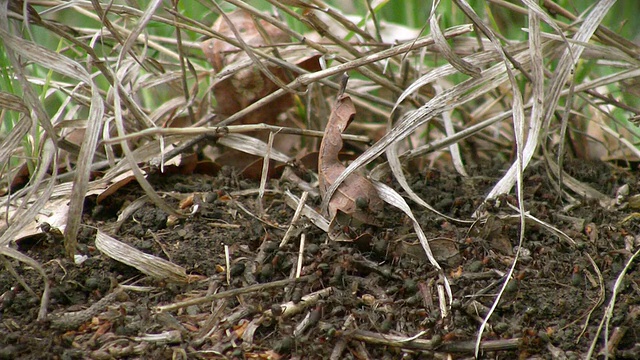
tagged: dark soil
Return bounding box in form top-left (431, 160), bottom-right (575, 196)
top-left (2, 158), bottom-right (640, 359)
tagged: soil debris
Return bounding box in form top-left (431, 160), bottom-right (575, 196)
top-left (1, 161), bottom-right (640, 359)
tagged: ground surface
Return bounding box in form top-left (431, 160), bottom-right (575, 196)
top-left (1, 158), bottom-right (640, 359)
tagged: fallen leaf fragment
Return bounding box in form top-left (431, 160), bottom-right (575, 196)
top-left (318, 75), bottom-right (383, 231)
top-left (204, 10), bottom-right (289, 123)
top-left (201, 10), bottom-right (320, 124)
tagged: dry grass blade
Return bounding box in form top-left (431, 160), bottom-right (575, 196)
top-left (1, 1), bottom-right (106, 258)
top-left (0, 140), bottom-right (56, 322)
top-left (284, 190), bottom-right (329, 232)
top-left (586, 247), bottom-right (640, 359)
top-left (520, 0), bottom-right (573, 56)
top-left (0, 116), bottom-right (30, 165)
top-left (391, 46), bottom-right (505, 111)
top-left (401, 108), bottom-right (518, 162)
top-left (572, 68), bottom-right (640, 94)
top-left (0, 27), bottom-right (91, 84)
top-left (371, 180), bottom-right (452, 303)
top-left (540, 0), bottom-right (640, 58)
top-left (0, 139), bottom-right (57, 247)
top-left (218, 134), bottom-right (292, 163)
top-left (155, 275), bottom-right (315, 313)
top-left (449, 0), bottom-right (528, 355)
top-left (321, 50), bottom-right (526, 214)
top-left (0, 4), bottom-right (60, 232)
top-left (436, 84), bottom-right (467, 177)
top-left (471, 0), bottom-right (624, 211)
top-left (369, 107), bottom-right (523, 183)
top-left (504, 204), bottom-right (575, 246)
top-left (110, 56), bottom-right (182, 218)
top-left (257, 131), bottom-right (275, 216)
top-left (95, 230), bottom-right (188, 283)
top-left (597, 121), bottom-right (640, 160)
top-left (63, 63), bottom-right (104, 258)
top-left (480, 32), bottom-right (542, 203)
top-left (440, 6), bottom-right (545, 356)
top-left (0, 91), bottom-right (29, 113)
top-left (384, 134), bottom-right (473, 226)
top-left (102, 124), bottom-right (370, 145)
top-left (0, 247), bottom-right (50, 320)
top-left (546, 158), bottom-right (613, 208)
top-left (541, 1), bottom-right (618, 131)
top-left (99, 135), bottom-right (187, 182)
top-left (116, 0), bottom-right (164, 68)
top-left (540, 3), bottom-right (612, 200)
top-left (280, 191), bottom-right (309, 248)
top-left (429, 13), bottom-right (480, 78)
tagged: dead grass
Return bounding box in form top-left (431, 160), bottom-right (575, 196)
top-left (1, 0), bottom-right (640, 356)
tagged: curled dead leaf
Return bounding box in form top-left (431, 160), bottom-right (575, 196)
top-left (318, 75), bottom-right (383, 231)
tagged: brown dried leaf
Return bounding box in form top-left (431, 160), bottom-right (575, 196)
top-left (240, 158), bottom-right (279, 180)
top-left (201, 10), bottom-right (321, 125)
top-left (318, 76), bottom-right (382, 228)
top-left (96, 153), bottom-right (201, 203)
top-left (96, 173), bottom-right (136, 204)
top-left (202, 10), bottom-right (288, 73)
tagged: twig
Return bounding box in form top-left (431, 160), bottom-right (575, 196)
top-left (257, 131), bottom-right (274, 215)
top-left (337, 73), bottom-right (349, 97)
top-left (50, 287), bottom-right (124, 331)
top-left (264, 287), bottom-right (333, 319)
top-left (280, 191), bottom-right (309, 247)
top-left (224, 244), bottom-right (230, 286)
top-left (293, 305), bottom-right (322, 337)
top-left (101, 124), bottom-right (370, 145)
top-left (155, 275), bottom-right (314, 313)
top-left (284, 190), bottom-right (329, 232)
top-left (348, 329), bottom-right (521, 353)
top-left (296, 233), bottom-right (305, 279)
